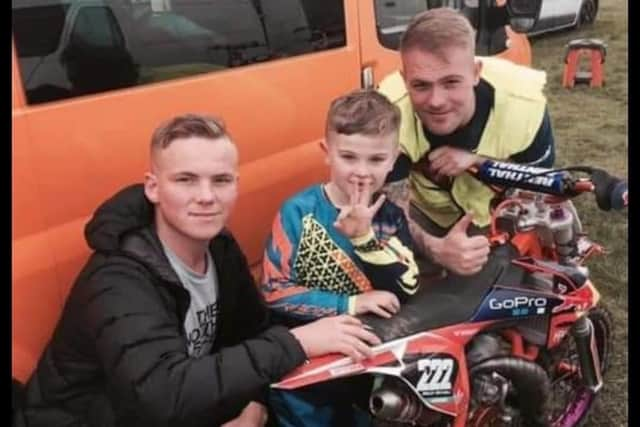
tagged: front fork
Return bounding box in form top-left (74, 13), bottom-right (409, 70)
top-left (571, 315), bottom-right (603, 392)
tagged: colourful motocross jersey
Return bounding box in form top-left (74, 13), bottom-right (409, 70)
top-left (261, 184), bottom-right (419, 322)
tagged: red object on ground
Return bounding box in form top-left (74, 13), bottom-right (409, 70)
top-left (562, 38), bottom-right (607, 88)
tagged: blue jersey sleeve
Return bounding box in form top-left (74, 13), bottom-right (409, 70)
top-left (261, 209), bottom-right (351, 322)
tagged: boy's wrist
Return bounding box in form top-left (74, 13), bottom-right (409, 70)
top-left (350, 228), bottom-right (376, 247)
top-left (347, 295), bottom-right (357, 315)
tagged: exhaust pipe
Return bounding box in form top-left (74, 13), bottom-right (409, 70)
top-left (470, 357), bottom-right (552, 427)
top-left (369, 384), bottom-right (440, 425)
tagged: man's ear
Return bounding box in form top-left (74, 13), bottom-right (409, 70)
top-left (144, 172), bottom-right (159, 203)
top-left (473, 58), bottom-right (483, 85)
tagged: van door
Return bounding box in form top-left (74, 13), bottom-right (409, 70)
top-left (356, 0), bottom-right (403, 88)
top-left (12, 0), bottom-right (361, 381)
top-left (12, 44), bottom-right (65, 382)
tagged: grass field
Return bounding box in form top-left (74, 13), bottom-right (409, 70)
top-left (528, 0), bottom-right (628, 425)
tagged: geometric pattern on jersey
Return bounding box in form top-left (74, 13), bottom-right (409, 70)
top-left (293, 215), bottom-right (372, 295)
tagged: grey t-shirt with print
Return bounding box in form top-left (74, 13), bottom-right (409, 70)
top-left (162, 242), bottom-right (219, 358)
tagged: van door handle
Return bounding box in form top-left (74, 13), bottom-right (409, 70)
top-left (361, 66), bottom-right (374, 89)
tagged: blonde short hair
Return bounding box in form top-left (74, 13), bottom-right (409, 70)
top-left (151, 113), bottom-right (229, 151)
top-left (326, 89), bottom-right (400, 138)
top-left (400, 7), bottom-right (476, 59)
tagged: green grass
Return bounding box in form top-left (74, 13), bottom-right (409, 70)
top-left (529, 0), bottom-right (628, 425)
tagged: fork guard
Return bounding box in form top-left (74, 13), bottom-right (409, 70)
top-left (572, 315), bottom-right (604, 392)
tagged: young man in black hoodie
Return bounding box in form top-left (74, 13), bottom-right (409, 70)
top-left (21, 114), bottom-right (381, 427)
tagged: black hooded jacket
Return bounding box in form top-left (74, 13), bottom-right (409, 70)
top-left (22, 184), bottom-right (306, 427)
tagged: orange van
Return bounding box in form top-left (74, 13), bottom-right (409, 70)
top-left (12, 0), bottom-right (540, 383)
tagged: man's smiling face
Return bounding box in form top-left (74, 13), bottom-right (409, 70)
top-left (402, 46), bottom-right (481, 136)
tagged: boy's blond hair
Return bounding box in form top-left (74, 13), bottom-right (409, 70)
top-left (326, 89), bottom-right (400, 139)
top-left (400, 7), bottom-right (476, 60)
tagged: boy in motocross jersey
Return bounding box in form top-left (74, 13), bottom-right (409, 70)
top-left (261, 90), bottom-right (420, 426)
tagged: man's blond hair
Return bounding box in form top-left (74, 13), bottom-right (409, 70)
top-left (400, 8), bottom-right (476, 59)
top-left (150, 113), bottom-right (229, 152)
top-left (326, 89), bottom-right (400, 138)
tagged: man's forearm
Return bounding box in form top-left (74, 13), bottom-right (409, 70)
top-left (407, 216), bottom-right (442, 262)
top-left (381, 179), bottom-right (411, 213)
top-left (381, 179), bottom-right (441, 261)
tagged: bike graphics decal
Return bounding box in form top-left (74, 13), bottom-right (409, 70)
top-left (476, 160), bottom-right (566, 195)
top-left (489, 296), bottom-right (548, 313)
top-left (402, 353), bottom-right (458, 399)
top-left (471, 287), bottom-right (564, 322)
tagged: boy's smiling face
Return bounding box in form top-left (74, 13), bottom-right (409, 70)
top-left (323, 131), bottom-right (398, 205)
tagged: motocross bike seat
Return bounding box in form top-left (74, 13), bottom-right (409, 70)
top-left (358, 244), bottom-right (525, 342)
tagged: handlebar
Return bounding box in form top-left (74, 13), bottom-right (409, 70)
top-left (470, 160), bottom-right (627, 211)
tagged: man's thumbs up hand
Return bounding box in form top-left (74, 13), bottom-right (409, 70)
top-left (430, 213), bottom-right (490, 276)
top-left (451, 212), bottom-right (474, 233)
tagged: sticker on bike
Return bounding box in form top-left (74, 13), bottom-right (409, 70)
top-left (413, 355), bottom-right (458, 398)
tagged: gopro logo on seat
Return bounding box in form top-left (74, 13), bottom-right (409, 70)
top-left (489, 296), bottom-right (548, 310)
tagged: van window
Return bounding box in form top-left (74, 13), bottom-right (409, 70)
top-left (374, 0), bottom-right (478, 50)
top-left (13, 3), bottom-right (70, 57)
top-left (63, 5), bottom-right (139, 98)
top-left (70, 6), bottom-right (125, 48)
top-left (374, 1), bottom-right (508, 56)
top-left (12, 0), bottom-right (346, 105)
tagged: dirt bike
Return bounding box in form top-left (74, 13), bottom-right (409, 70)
top-left (272, 160), bottom-right (627, 427)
